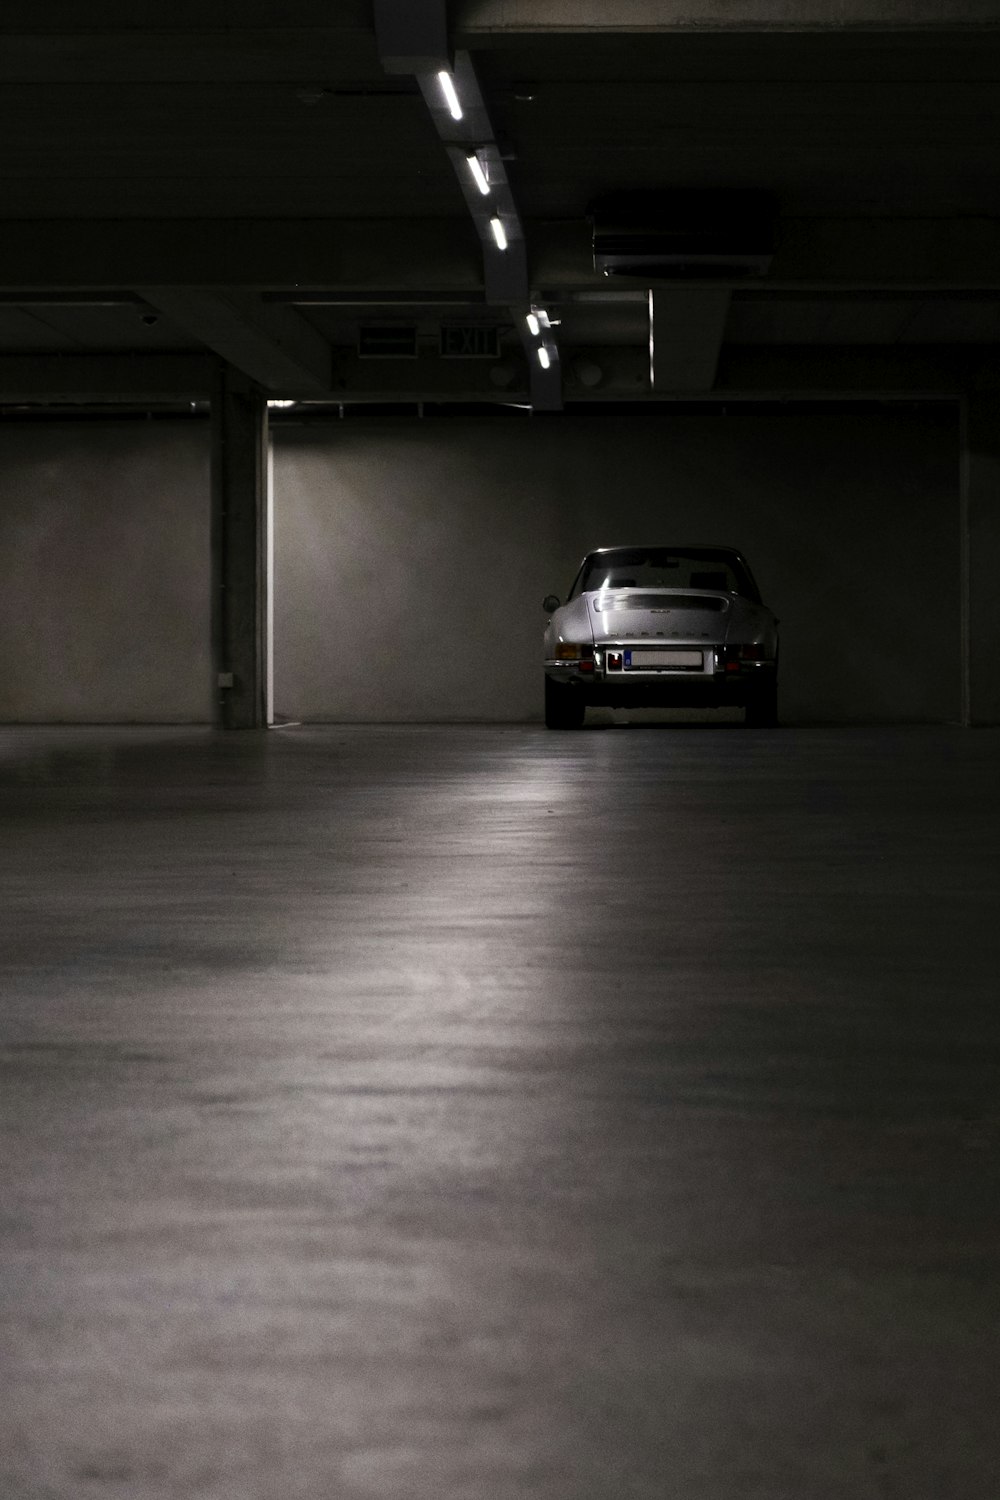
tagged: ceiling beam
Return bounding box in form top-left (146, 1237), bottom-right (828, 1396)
top-left (455, 0), bottom-right (1000, 34)
top-left (716, 344), bottom-right (995, 394)
top-left (328, 350), bottom-right (528, 401)
top-left (3, 219), bottom-right (1000, 294)
top-left (382, 26), bottom-right (564, 411)
top-left (416, 52), bottom-right (529, 307)
top-left (1, 345), bottom-right (991, 406)
top-left (322, 343), bottom-right (997, 402)
top-left (137, 289), bottom-right (332, 395)
top-left (557, 343), bottom-right (980, 398)
top-left (0, 221), bottom-right (482, 292)
top-left (0, 354), bottom-right (216, 401)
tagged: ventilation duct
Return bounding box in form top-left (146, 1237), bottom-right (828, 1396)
top-left (591, 191), bottom-right (776, 280)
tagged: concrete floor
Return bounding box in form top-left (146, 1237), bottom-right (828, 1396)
top-left (1, 723), bottom-right (999, 1500)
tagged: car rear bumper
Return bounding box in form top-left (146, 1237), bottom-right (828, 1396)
top-left (543, 658), bottom-right (775, 708)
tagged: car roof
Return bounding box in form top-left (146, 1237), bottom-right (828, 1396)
top-left (584, 544), bottom-right (747, 558)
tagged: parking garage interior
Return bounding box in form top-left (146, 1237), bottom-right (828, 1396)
top-left (2, 5), bottom-right (1000, 1499)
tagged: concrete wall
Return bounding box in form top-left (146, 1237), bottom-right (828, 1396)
top-left (0, 406), bottom-right (961, 725)
top-left (0, 420), bottom-right (211, 723)
top-left (963, 395), bottom-right (1000, 725)
top-left (272, 407), bottom-right (960, 723)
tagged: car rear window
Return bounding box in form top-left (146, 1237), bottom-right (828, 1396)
top-left (574, 548), bottom-right (755, 599)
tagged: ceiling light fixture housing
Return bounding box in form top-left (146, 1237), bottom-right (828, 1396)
top-left (528, 305), bottom-right (552, 337)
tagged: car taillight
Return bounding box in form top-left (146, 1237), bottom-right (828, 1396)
top-left (723, 644), bottom-right (771, 668)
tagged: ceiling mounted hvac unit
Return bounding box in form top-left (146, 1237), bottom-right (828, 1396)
top-left (590, 191), bottom-right (776, 280)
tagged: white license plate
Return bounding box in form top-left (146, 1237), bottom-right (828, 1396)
top-left (625, 649), bottom-right (703, 669)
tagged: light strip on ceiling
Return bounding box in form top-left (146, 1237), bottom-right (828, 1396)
top-left (466, 153), bottom-right (490, 196)
top-left (437, 70), bottom-right (463, 120)
top-left (489, 217), bottom-right (508, 251)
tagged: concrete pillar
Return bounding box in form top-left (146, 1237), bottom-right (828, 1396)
top-left (960, 395), bottom-right (1000, 725)
top-left (211, 365), bottom-right (269, 729)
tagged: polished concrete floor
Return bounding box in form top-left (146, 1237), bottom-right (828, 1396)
top-left (1, 723), bottom-right (999, 1500)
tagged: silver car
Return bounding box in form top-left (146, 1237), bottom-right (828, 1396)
top-left (543, 546), bottom-right (779, 729)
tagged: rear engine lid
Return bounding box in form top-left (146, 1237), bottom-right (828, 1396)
top-left (590, 589), bottom-right (730, 646)
top-left (592, 591), bottom-right (729, 614)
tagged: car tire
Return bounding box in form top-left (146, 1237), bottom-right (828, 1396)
top-left (544, 676), bottom-right (586, 730)
top-left (745, 678), bottom-right (778, 728)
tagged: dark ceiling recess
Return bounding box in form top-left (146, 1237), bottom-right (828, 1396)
top-left (358, 326), bottom-right (418, 358)
top-left (590, 191), bottom-right (777, 280)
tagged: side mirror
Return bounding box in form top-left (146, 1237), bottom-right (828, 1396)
top-left (542, 594), bottom-right (561, 613)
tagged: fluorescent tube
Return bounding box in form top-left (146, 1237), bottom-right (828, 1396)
top-left (437, 71), bottom-right (463, 121)
top-left (466, 153), bottom-right (490, 195)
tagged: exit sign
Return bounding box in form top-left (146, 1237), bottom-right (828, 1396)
top-left (440, 324), bottom-right (500, 358)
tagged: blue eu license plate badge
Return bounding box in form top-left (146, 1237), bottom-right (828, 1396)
top-left (624, 650), bottom-right (633, 668)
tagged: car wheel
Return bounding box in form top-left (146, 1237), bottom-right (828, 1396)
top-left (745, 679), bottom-right (778, 727)
top-left (544, 676), bottom-right (586, 730)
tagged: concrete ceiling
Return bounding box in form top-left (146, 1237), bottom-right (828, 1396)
top-left (3, 0), bottom-right (1000, 407)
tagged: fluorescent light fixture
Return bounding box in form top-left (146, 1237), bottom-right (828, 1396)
top-left (466, 152), bottom-right (490, 196)
top-left (268, 399), bottom-right (296, 408)
top-left (526, 313), bottom-right (540, 336)
top-left (537, 346), bottom-right (551, 370)
top-left (437, 70), bottom-right (463, 121)
top-left (489, 216), bottom-right (508, 251)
